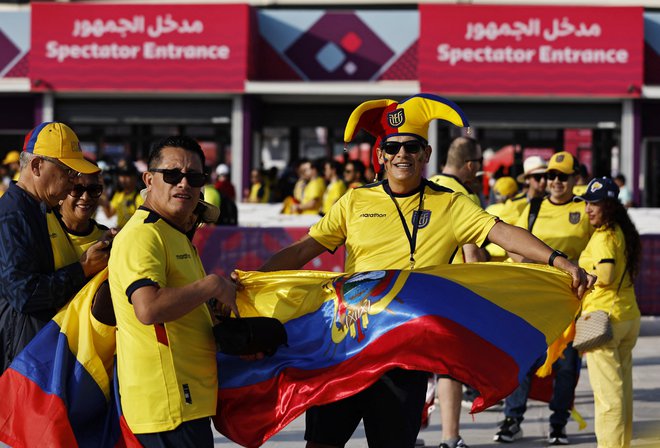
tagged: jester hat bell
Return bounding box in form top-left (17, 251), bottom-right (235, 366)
top-left (344, 93), bottom-right (470, 172)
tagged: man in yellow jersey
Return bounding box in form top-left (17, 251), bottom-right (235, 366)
top-left (494, 151), bottom-right (594, 446)
top-left (0, 122), bottom-right (110, 373)
top-left (292, 159), bottom-right (326, 214)
top-left (100, 163), bottom-right (144, 228)
top-left (246, 168), bottom-right (270, 203)
top-left (428, 135), bottom-right (490, 446)
top-left (258, 94), bottom-right (594, 448)
top-left (321, 159), bottom-right (347, 216)
top-left (108, 136), bottom-right (237, 448)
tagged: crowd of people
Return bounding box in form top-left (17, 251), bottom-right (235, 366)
top-left (0, 92), bottom-right (643, 448)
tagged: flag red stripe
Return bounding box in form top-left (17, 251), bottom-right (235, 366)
top-left (215, 314), bottom-right (520, 447)
top-left (0, 369), bottom-right (77, 448)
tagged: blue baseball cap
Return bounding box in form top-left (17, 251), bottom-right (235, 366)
top-left (573, 177), bottom-right (619, 203)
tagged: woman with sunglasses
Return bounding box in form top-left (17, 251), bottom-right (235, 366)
top-left (575, 177), bottom-right (641, 448)
top-left (58, 171), bottom-right (113, 256)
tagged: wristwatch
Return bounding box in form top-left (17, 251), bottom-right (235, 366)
top-left (548, 249), bottom-right (568, 267)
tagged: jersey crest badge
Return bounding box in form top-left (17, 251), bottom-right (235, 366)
top-left (569, 212), bottom-right (581, 224)
top-left (387, 109), bottom-right (405, 128)
top-left (413, 210), bottom-right (432, 229)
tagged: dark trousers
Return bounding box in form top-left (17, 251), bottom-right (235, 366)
top-left (504, 344), bottom-right (580, 427)
top-left (135, 417), bottom-right (213, 448)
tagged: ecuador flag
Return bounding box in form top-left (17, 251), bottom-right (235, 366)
top-left (0, 263), bottom-right (579, 447)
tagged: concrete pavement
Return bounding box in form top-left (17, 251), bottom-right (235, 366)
top-left (213, 316), bottom-right (660, 447)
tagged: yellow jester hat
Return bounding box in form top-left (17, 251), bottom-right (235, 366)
top-left (344, 93), bottom-right (470, 172)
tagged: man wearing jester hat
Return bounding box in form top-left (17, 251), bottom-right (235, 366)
top-left (260, 93), bottom-right (594, 448)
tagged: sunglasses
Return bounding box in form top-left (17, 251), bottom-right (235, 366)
top-left (530, 173), bottom-right (547, 182)
top-left (547, 172), bottom-right (570, 182)
top-left (70, 183), bottom-right (104, 198)
top-left (151, 168), bottom-right (207, 188)
top-left (380, 140), bottom-right (426, 155)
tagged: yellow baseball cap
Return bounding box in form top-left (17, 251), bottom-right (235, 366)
top-left (2, 151), bottom-right (20, 165)
top-left (22, 122), bottom-right (99, 174)
top-left (493, 176), bottom-right (519, 198)
top-left (547, 151), bottom-right (578, 175)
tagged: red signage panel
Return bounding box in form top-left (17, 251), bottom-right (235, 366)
top-left (419, 5), bottom-right (643, 97)
top-left (30, 3), bottom-right (250, 92)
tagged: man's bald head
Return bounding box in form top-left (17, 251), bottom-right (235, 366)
top-left (445, 136), bottom-right (481, 169)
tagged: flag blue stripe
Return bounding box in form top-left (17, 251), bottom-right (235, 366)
top-left (218, 272), bottom-right (544, 388)
top-left (10, 321), bottom-right (117, 447)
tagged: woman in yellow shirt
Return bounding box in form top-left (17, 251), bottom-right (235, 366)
top-left (576, 177), bottom-right (641, 448)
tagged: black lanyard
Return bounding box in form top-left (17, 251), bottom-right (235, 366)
top-left (387, 182), bottom-right (425, 270)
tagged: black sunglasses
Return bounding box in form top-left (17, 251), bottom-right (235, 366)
top-left (547, 172), bottom-right (570, 182)
top-left (151, 168), bottom-right (207, 188)
top-left (380, 140), bottom-right (426, 155)
top-left (70, 184), bottom-right (104, 198)
top-left (530, 173), bottom-right (547, 182)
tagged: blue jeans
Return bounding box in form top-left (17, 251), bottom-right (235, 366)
top-left (504, 344), bottom-right (580, 427)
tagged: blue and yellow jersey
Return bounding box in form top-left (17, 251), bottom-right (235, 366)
top-left (108, 207), bottom-right (216, 434)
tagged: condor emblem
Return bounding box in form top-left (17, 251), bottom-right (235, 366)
top-left (387, 109), bottom-right (405, 128)
top-left (569, 212), bottom-right (581, 224)
top-left (412, 210), bottom-right (431, 229)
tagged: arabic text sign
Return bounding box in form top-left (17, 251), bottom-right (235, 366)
top-left (419, 5), bottom-right (643, 97)
top-left (30, 3), bottom-right (249, 91)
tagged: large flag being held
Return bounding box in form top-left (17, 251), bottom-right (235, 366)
top-left (0, 263), bottom-right (579, 447)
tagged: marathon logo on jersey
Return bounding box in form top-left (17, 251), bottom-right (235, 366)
top-left (413, 210), bottom-right (432, 229)
top-left (569, 212), bottom-right (581, 224)
top-left (387, 109), bottom-right (405, 128)
top-left (176, 253), bottom-right (192, 260)
top-left (360, 213), bottom-right (387, 218)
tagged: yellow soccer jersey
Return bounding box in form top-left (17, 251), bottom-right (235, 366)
top-left (108, 207), bottom-right (216, 434)
top-left (47, 212), bottom-right (79, 270)
top-left (65, 220), bottom-right (108, 257)
top-left (249, 182), bottom-right (269, 203)
top-left (110, 189), bottom-right (145, 229)
top-left (430, 173), bottom-right (481, 206)
top-left (301, 176), bottom-right (326, 215)
top-left (579, 224), bottom-right (640, 322)
top-left (484, 203), bottom-right (507, 261)
top-left (321, 179), bottom-right (347, 215)
top-left (498, 193), bottom-right (529, 224)
top-left (293, 179), bottom-right (306, 202)
top-left (309, 179), bottom-right (497, 273)
top-left (515, 198), bottom-right (593, 262)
